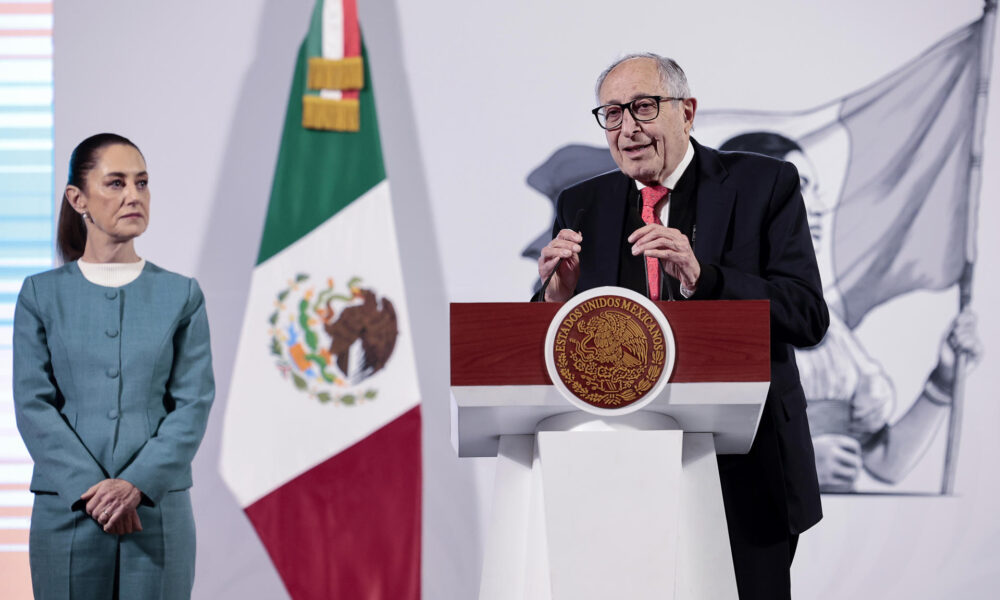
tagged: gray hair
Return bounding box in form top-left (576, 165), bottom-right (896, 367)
top-left (595, 53), bottom-right (691, 103)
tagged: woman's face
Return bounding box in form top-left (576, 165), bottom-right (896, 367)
top-left (70, 143), bottom-right (150, 243)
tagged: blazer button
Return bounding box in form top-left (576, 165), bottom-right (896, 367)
top-left (107, 409), bottom-right (119, 420)
top-left (106, 329), bottom-right (119, 338)
top-left (105, 290), bottom-right (118, 300)
top-left (106, 367), bottom-right (119, 378)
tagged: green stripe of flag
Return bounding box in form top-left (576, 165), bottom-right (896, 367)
top-left (304, 2), bottom-right (324, 60)
top-left (256, 37), bottom-right (385, 265)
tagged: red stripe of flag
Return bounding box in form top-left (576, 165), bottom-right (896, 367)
top-left (341, 0), bottom-right (360, 57)
top-left (245, 406), bottom-right (422, 600)
top-left (341, 0), bottom-right (360, 100)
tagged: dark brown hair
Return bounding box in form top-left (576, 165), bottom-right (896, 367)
top-left (56, 133), bottom-right (143, 263)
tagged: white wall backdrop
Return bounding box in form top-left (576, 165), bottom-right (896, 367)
top-left (54, 0), bottom-right (1000, 598)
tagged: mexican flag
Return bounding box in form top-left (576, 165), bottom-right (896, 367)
top-left (220, 1), bottom-right (421, 598)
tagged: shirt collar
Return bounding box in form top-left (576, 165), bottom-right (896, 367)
top-left (635, 140), bottom-right (695, 191)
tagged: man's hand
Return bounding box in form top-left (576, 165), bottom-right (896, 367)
top-left (628, 224), bottom-right (700, 292)
top-left (538, 229), bottom-right (582, 302)
top-left (813, 434), bottom-right (863, 492)
top-left (81, 479), bottom-right (143, 534)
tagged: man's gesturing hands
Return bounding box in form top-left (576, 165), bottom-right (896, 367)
top-left (628, 224), bottom-right (700, 293)
top-left (539, 223), bottom-right (700, 301)
top-left (538, 229), bottom-right (582, 302)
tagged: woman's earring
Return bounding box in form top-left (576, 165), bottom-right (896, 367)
top-left (82, 211), bottom-right (92, 223)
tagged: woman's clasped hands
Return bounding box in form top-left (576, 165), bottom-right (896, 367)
top-left (81, 479), bottom-right (143, 535)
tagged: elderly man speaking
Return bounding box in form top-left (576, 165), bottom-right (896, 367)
top-left (537, 53), bottom-right (830, 599)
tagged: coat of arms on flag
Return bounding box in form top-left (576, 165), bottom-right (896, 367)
top-left (270, 274), bottom-right (398, 404)
top-left (524, 6), bottom-right (994, 496)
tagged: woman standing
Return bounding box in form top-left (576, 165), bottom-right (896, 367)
top-left (13, 133), bottom-right (214, 599)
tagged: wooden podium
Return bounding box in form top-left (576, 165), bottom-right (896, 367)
top-left (451, 289), bottom-right (770, 600)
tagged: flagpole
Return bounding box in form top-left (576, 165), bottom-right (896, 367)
top-left (941, 0), bottom-right (997, 495)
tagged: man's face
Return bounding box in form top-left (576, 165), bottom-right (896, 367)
top-left (598, 58), bottom-right (696, 185)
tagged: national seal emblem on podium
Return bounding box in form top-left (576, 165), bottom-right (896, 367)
top-left (545, 287), bottom-right (676, 414)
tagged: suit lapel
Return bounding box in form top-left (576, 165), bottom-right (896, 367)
top-left (691, 139), bottom-right (736, 267)
top-left (581, 172), bottom-right (631, 289)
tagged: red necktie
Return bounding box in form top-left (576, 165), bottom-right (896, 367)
top-left (639, 185), bottom-right (669, 301)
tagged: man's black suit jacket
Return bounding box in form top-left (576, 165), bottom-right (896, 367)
top-left (548, 138), bottom-right (829, 539)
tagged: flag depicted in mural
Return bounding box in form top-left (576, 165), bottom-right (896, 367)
top-left (220, 1), bottom-right (421, 598)
top-left (524, 8), bottom-right (993, 495)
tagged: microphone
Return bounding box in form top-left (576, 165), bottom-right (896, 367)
top-left (538, 208), bottom-right (586, 301)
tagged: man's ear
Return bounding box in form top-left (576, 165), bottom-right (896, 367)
top-left (65, 185), bottom-right (86, 213)
top-left (683, 97), bottom-right (698, 132)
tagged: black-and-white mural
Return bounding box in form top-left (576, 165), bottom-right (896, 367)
top-left (524, 11), bottom-right (992, 494)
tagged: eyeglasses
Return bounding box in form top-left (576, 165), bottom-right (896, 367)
top-left (591, 96), bottom-right (685, 130)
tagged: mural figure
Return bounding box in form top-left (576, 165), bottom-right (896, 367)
top-left (719, 132), bottom-right (981, 492)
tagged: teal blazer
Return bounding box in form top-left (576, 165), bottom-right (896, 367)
top-left (13, 261), bottom-right (214, 599)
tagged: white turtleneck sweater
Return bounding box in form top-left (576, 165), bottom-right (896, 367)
top-left (77, 258), bottom-right (146, 287)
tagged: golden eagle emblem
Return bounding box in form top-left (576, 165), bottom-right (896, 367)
top-left (575, 310), bottom-right (648, 368)
top-left (268, 274), bottom-right (398, 406)
top-left (552, 295), bottom-right (666, 408)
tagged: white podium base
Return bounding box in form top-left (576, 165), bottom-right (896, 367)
top-left (479, 414), bottom-right (737, 600)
